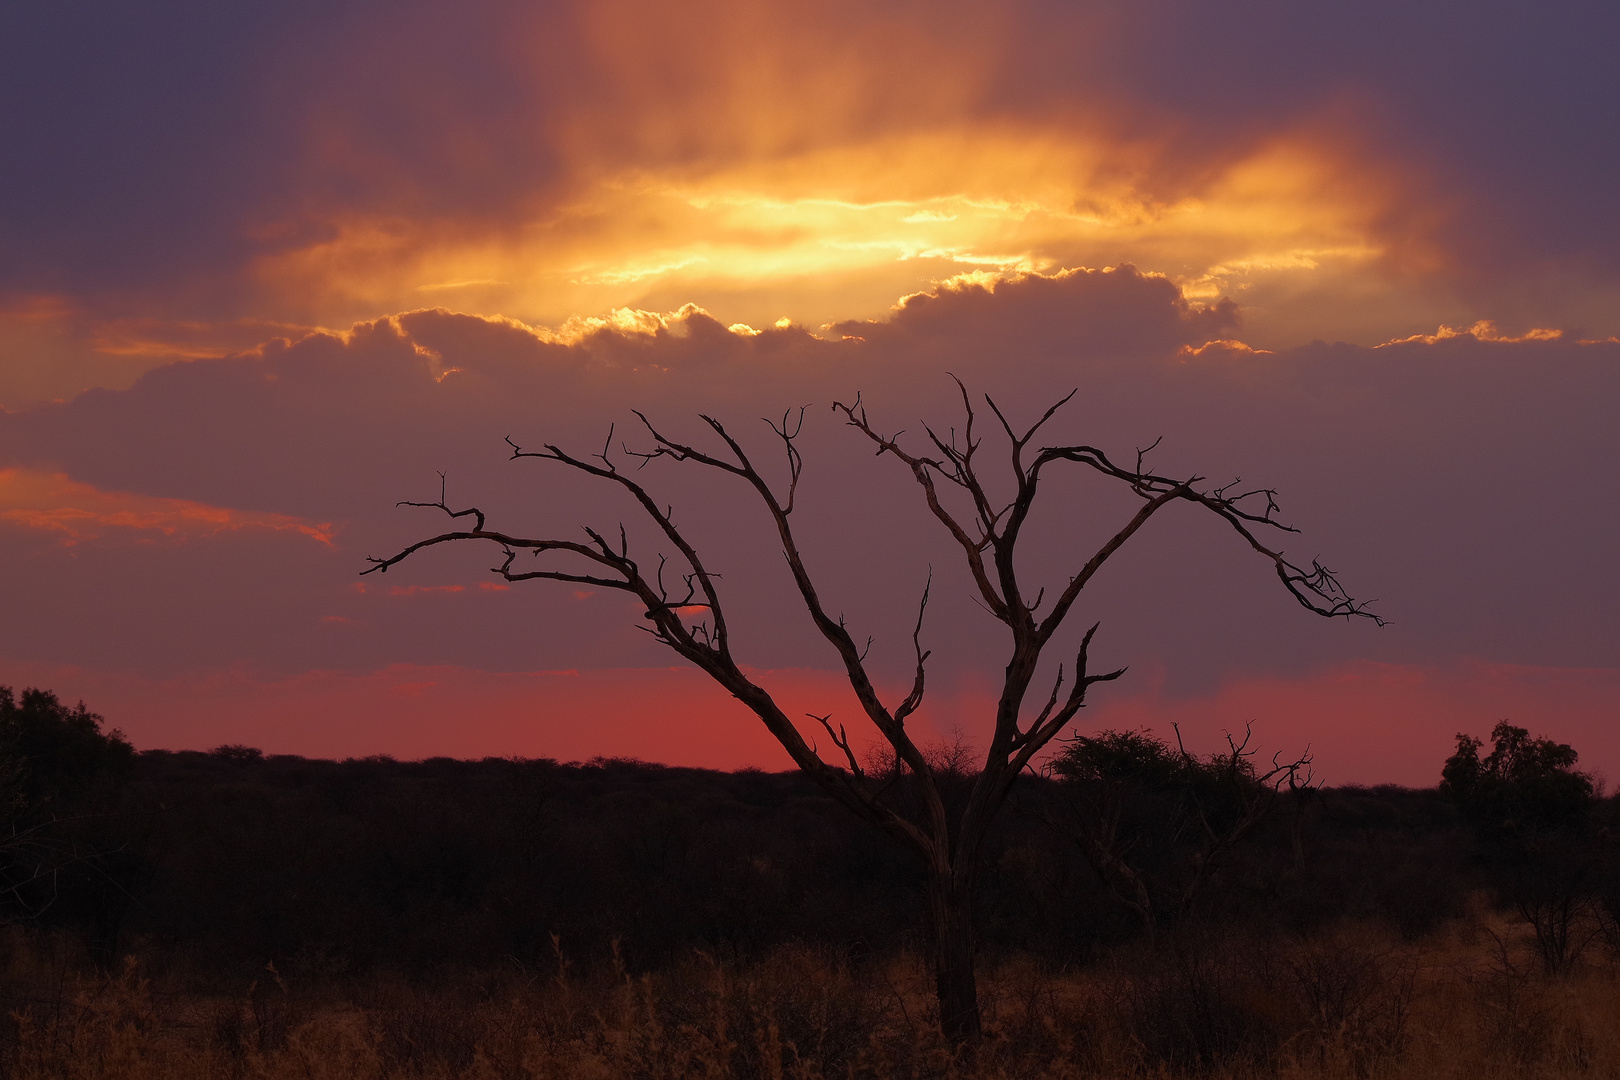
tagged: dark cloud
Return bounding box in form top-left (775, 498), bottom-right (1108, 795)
top-left (832, 268), bottom-right (1238, 360)
top-left (0, 268), bottom-right (1235, 509)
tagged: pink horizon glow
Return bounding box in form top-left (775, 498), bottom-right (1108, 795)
top-left (4, 657), bottom-right (1615, 790)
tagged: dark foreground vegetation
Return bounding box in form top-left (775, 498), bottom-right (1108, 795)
top-left (3, 686), bottom-right (1620, 1077)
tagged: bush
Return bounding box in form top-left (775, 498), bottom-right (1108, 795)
top-left (0, 687), bottom-right (133, 818)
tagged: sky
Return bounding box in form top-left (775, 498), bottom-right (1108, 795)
top-left (1, 0), bottom-right (1617, 785)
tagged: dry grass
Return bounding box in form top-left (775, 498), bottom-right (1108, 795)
top-left (1, 914), bottom-right (1619, 1079)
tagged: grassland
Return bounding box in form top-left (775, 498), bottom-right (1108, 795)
top-left (3, 907), bottom-right (1617, 1080)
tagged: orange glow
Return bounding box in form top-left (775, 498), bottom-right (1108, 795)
top-left (0, 298), bottom-right (326, 409)
top-left (0, 296), bottom-right (97, 407)
top-left (251, 125), bottom-right (1399, 343)
top-left (0, 468), bottom-right (335, 547)
top-left (87, 316), bottom-right (318, 359)
top-left (6, 0), bottom-right (1611, 416)
top-left (8, 6), bottom-right (1446, 401)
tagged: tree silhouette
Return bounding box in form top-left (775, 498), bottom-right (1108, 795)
top-left (1046, 725), bottom-right (1313, 943)
top-left (367, 383), bottom-right (1378, 1048)
top-left (1441, 722), bottom-right (1594, 835)
top-left (0, 687), bottom-right (134, 818)
top-left (0, 686), bottom-right (136, 939)
top-left (1442, 722), bottom-right (1601, 973)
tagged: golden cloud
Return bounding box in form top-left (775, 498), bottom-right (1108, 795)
top-left (4, 1), bottom-right (1480, 401)
top-left (1378, 320), bottom-right (1567, 347)
top-left (250, 122), bottom-right (1403, 346)
top-left (6, 0), bottom-right (1614, 418)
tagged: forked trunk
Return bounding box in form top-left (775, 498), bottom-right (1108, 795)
top-left (931, 872), bottom-right (982, 1049)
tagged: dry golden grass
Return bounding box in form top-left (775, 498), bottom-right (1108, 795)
top-left (2, 914), bottom-right (1618, 1079)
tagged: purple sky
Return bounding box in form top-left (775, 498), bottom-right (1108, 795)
top-left (1, 0), bottom-right (1617, 784)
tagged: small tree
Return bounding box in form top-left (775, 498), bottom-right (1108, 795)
top-left (0, 687), bottom-right (134, 819)
top-left (0, 687), bottom-right (136, 936)
top-left (1047, 725), bottom-right (1312, 943)
top-left (1441, 722), bottom-right (1594, 835)
top-left (367, 385), bottom-right (1377, 1047)
top-left (1442, 722), bottom-right (1600, 973)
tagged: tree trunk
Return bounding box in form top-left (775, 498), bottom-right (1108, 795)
top-left (931, 872), bottom-right (982, 1049)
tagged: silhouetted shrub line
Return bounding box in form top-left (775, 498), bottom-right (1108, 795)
top-left (8, 686), bottom-right (1620, 1075)
top-left (1, 738), bottom-right (1604, 981)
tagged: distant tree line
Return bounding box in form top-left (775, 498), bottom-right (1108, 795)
top-left (1, 684), bottom-right (1616, 987)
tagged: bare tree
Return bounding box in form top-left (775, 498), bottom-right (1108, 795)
top-left (365, 383), bottom-right (1378, 1048)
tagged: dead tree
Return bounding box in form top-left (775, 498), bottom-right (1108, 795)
top-left (365, 383), bottom-right (1378, 1049)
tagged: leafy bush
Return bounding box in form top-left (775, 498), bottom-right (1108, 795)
top-left (0, 687), bottom-right (133, 818)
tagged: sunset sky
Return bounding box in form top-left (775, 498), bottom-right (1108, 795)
top-left (2, 0), bottom-right (1617, 785)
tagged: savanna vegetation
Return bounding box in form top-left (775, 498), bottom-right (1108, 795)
top-left (1, 687), bottom-right (1618, 1077)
